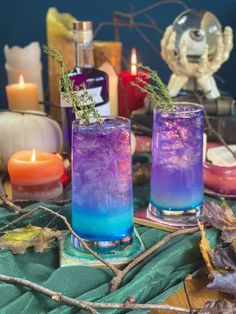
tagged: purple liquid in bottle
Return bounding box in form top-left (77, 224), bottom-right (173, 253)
top-left (60, 21), bottom-right (110, 151)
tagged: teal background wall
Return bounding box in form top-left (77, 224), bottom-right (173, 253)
top-left (0, 0), bottom-right (236, 107)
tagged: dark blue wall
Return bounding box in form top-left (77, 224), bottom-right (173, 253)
top-left (1, 0), bottom-right (236, 107)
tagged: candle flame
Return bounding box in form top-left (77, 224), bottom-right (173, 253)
top-left (31, 149), bottom-right (36, 162)
top-left (131, 48), bottom-right (137, 75)
top-left (19, 75), bottom-right (24, 87)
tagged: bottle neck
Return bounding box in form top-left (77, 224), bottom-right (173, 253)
top-left (75, 41), bottom-right (94, 68)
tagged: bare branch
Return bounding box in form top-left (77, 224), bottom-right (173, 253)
top-left (132, 0), bottom-right (188, 17)
top-left (110, 226), bottom-right (199, 292)
top-left (0, 207), bottom-right (38, 232)
top-left (0, 173), bottom-right (23, 214)
top-left (145, 13), bottom-right (163, 34)
top-left (0, 196), bottom-right (23, 214)
top-left (204, 111), bottom-right (236, 160)
top-left (0, 273), bottom-right (195, 313)
top-left (134, 25), bottom-right (160, 55)
top-left (0, 274), bottom-right (98, 314)
top-left (38, 206), bottom-right (121, 276)
top-left (192, 91), bottom-right (236, 160)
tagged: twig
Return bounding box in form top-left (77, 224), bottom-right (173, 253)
top-left (0, 196), bottom-right (23, 214)
top-left (0, 274), bottom-right (98, 314)
top-left (145, 13), bottom-right (163, 34)
top-left (0, 207), bottom-right (38, 233)
top-left (0, 200), bottom-right (199, 299)
top-left (110, 226), bottom-right (199, 292)
top-left (131, 0), bottom-right (188, 17)
top-left (0, 273), bottom-right (196, 313)
top-left (191, 91), bottom-right (236, 160)
top-left (183, 276), bottom-right (193, 313)
top-left (0, 173), bottom-right (23, 214)
top-left (0, 202), bottom-right (120, 275)
top-left (14, 198), bottom-right (71, 207)
top-left (38, 206), bottom-right (121, 277)
top-left (1, 201), bottom-right (199, 294)
top-left (134, 25), bottom-right (160, 55)
top-left (94, 21), bottom-right (161, 38)
top-left (204, 113), bottom-right (236, 160)
top-left (94, 1), bottom-right (187, 42)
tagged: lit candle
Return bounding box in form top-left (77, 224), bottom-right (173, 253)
top-left (8, 150), bottom-right (64, 200)
top-left (6, 75), bottom-right (39, 111)
top-left (118, 48), bottom-right (149, 117)
top-left (131, 48), bottom-right (137, 75)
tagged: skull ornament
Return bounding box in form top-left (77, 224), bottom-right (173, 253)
top-left (161, 9), bottom-right (233, 99)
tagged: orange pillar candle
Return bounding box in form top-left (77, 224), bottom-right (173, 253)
top-left (6, 75), bottom-right (39, 111)
top-left (8, 150), bottom-right (64, 201)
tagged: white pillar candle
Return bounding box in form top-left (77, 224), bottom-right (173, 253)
top-left (4, 42), bottom-right (44, 110)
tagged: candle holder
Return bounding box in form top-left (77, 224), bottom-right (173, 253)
top-left (148, 102), bottom-right (204, 227)
top-left (72, 117), bottom-right (134, 253)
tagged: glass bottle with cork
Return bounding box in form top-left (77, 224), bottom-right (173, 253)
top-left (61, 20), bottom-right (110, 150)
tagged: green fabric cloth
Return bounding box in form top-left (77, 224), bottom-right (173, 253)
top-left (0, 183), bottom-right (229, 314)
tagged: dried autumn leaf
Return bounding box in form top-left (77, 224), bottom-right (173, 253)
top-left (203, 245), bottom-right (236, 296)
top-left (197, 299), bottom-right (236, 314)
top-left (198, 221), bottom-right (216, 273)
top-left (202, 202), bottom-right (236, 251)
top-left (0, 224), bottom-right (64, 254)
top-left (213, 246), bottom-right (236, 271)
top-left (208, 271), bottom-right (236, 297)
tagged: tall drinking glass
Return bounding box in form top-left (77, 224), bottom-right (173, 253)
top-left (72, 117), bottom-right (133, 252)
top-left (149, 103), bottom-right (204, 226)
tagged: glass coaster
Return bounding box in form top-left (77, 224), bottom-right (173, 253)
top-left (71, 234), bottom-right (133, 254)
top-left (147, 203), bottom-right (202, 228)
top-left (59, 228), bottom-right (145, 268)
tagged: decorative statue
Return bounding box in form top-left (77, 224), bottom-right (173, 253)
top-left (161, 9), bottom-right (233, 99)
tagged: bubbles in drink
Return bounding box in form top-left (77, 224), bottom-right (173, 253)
top-left (72, 118), bottom-right (133, 240)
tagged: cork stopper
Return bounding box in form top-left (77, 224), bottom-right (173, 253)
top-left (73, 21), bottom-right (93, 43)
top-left (73, 20), bottom-right (92, 31)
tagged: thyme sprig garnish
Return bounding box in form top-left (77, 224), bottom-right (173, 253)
top-left (43, 46), bottom-right (102, 125)
top-left (132, 65), bottom-right (174, 111)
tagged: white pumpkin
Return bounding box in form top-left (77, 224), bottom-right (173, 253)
top-left (0, 111), bottom-right (63, 170)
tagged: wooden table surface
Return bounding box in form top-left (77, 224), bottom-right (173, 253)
top-left (150, 269), bottom-right (234, 313)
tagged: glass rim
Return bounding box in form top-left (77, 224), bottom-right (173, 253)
top-left (72, 116), bottom-right (131, 128)
top-left (154, 102), bottom-right (204, 115)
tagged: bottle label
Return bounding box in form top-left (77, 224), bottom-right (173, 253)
top-left (86, 87), bottom-right (103, 104)
top-left (61, 90), bottom-right (110, 115)
top-left (61, 87), bottom-right (105, 107)
top-left (96, 101), bottom-right (110, 116)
